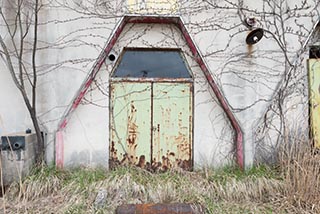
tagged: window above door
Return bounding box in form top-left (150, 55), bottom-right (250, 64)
top-left (111, 48), bottom-right (192, 79)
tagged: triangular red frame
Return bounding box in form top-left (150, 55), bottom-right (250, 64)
top-left (56, 15), bottom-right (244, 169)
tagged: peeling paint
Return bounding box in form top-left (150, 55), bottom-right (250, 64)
top-left (55, 131), bottom-right (64, 168)
top-left (110, 81), bottom-right (193, 171)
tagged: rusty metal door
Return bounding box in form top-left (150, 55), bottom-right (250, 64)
top-left (110, 82), bottom-right (152, 168)
top-left (309, 59), bottom-right (320, 148)
top-left (152, 82), bottom-right (193, 170)
top-left (110, 81), bottom-right (193, 170)
top-left (109, 49), bottom-right (193, 170)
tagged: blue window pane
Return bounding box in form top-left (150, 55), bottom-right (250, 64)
top-left (112, 49), bottom-right (192, 78)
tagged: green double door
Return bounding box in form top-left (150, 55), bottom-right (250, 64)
top-left (110, 81), bottom-right (193, 171)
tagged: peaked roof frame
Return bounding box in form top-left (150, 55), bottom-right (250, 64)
top-left (56, 15), bottom-right (244, 169)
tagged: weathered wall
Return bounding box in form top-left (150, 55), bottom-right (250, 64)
top-left (0, 0), bottom-right (319, 168)
top-left (180, 0), bottom-right (319, 166)
top-left (62, 23), bottom-right (234, 168)
top-left (0, 1), bottom-right (36, 136)
top-left (0, 60), bottom-right (33, 136)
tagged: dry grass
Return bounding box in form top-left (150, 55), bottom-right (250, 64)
top-left (0, 143), bottom-right (319, 213)
top-left (277, 141), bottom-right (320, 213)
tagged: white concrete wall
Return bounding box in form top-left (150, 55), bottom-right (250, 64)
top-left (181, 0), bottom-right (319, 166)
top-left (62, 67), bottom-right (109, 167)
top-left (0, 0), bottom-right (318, 168)
top-left (0, 60), bottom-right (33, 136)
top-left (62, 23), bottom-right (234, 168)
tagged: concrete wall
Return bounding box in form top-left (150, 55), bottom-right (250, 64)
top-left (0, 0), bottom-right (319, 168)
top-left (62, 23), bottom-right (234, 168)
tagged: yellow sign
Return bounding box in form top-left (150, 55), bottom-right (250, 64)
top-left (309, 59), bottom-right (320, 148)
top-left (127, 0), bottom-right (178, 14)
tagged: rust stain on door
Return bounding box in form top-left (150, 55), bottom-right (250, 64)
top-left (309, 59), bottom-right (320, 148)
top-left (110, 81), bottom-right (193, 171)
top-left (152, 82), bottom-right (193, 171)
top-left (110, 82), bottom-right (152, 169)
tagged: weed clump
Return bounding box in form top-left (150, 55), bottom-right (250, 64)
top-left (1, 145), bottom-right (319, 213)
top-left (278, 141), bottom-right (320, 213)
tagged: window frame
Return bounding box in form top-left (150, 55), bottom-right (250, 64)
top-left (110, 47), bottom-right (194, 82)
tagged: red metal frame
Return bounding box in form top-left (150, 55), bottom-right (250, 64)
top-left (56, 15), bottom-right (244, 169)
top-left (55, 131), bottom-right (64, 168)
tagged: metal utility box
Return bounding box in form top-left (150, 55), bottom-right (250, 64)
top-left (0, 133), bottom-right (37, 186)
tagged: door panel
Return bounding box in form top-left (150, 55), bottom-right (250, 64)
top-left (152, 82), bottom-right (193, 170)
top-left (110, 82), bottom-right (152, 168)
top-left (309, 59), bottom-right (320, 148)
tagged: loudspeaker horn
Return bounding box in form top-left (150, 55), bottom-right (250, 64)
top-left (246, 28), bottom-right (264, 45)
